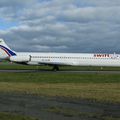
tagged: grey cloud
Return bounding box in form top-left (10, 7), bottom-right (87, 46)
top-left (0, 0), bottom-right (120, 53)
top-left (0, 0), bottom-right (38, 21)
top-left (80, 0), bottom-right (120, 7)
top-left (57, 6), bottom-right (120, 23)
top-left (0, 0), bottom-right (36, 7)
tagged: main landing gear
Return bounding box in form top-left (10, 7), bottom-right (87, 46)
top-left (52, 65), bottom-right (59, 71)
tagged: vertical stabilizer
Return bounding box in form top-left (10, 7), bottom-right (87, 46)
top-left (0, 39), bottom-right (16, 57)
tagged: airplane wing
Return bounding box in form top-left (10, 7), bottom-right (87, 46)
top-left (38, 61), bottom-right (72, 66)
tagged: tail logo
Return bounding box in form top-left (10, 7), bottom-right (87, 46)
top-left (0, 45), bottom-right (16, 57)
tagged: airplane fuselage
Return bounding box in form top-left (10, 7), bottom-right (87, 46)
top-left (11, 52), bottom-right (120, 67)
top-left (0, 39), bottom-right (120, 70)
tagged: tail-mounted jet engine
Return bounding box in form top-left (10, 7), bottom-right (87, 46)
top-left (10, 55), bottom-right (31, 63)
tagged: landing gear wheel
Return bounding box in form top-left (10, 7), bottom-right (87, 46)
top-left (52, 65), bottom-right (59, 71)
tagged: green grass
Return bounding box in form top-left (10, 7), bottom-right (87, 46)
top-left (1, 62), bottom-right (120, 71)
top-left (45, 106), bottom-right (119, 120)
top-left (0, 83), bottom-right (119, 103)
top-left (0, 63), bottom-right (119, 103)
top-left (0, 63), bottom-right (119, 120)
top-left (0, 112), bottom-right (38, 120)
top-left (0, 62), bottom-right (39, 70)
top-left (0, 72), bottom-right (120, 83)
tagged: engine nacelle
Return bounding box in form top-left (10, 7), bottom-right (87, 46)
top-left (10, 55), bottom-right (30, 62)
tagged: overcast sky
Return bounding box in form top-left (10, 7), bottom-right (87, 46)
top-left (0, 0), bottom-right (120, 53)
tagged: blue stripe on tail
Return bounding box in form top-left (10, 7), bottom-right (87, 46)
top-left (0, 45), bottom-right (16, 56)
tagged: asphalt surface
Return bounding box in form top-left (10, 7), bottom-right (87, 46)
top-left (0, 69), bottom-right (120, 120)
top-left (0, 93), bottom-right (119, 120)
top-left (0, 69), bottom-right (120, 74)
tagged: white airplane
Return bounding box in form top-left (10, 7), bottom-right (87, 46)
top-left (0, 38), bottom-right (120, 70)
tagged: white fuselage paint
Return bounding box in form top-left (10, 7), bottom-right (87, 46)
top-left (0, 39), bottom-right (120, 68)
top-left (15, 52), bottom-right (120, 67)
